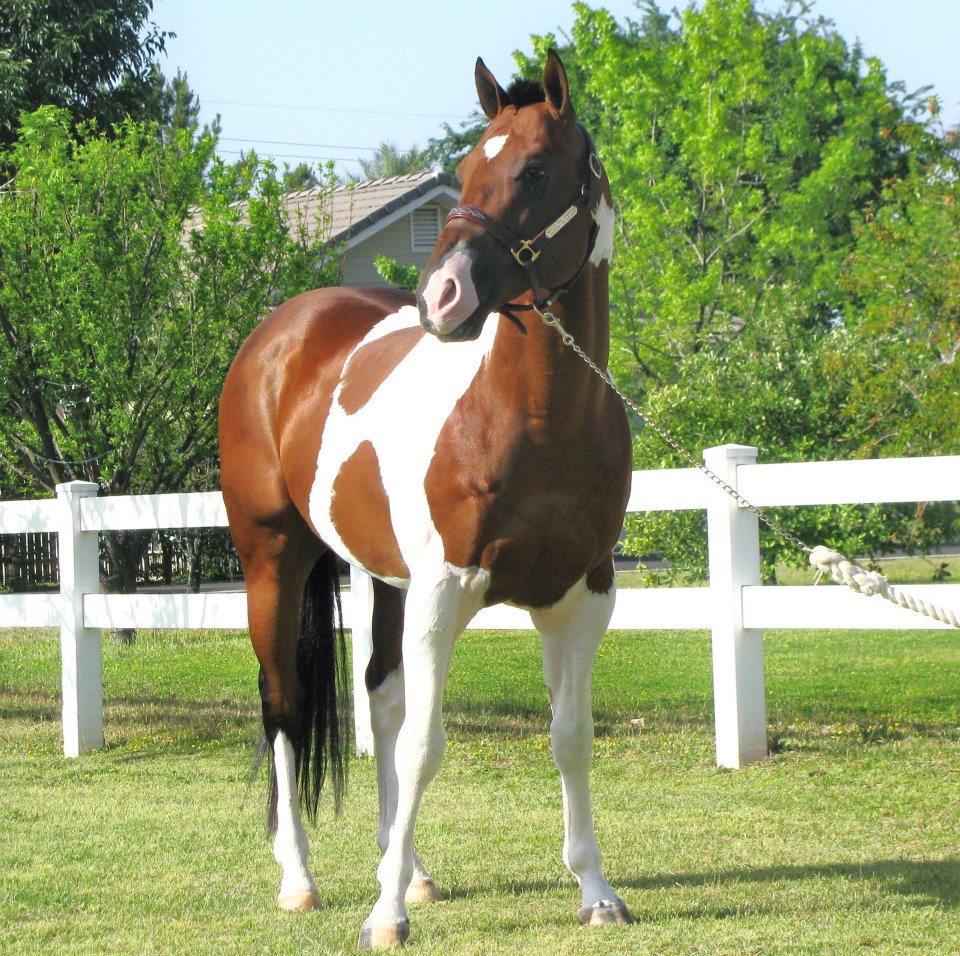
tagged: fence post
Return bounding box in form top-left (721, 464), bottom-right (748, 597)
top-left (349, 564), bottom-right (375, 756)
top-left (55, 481), bottom-right (102, 757)
top-left (703, 444), bottom-right (767, 768)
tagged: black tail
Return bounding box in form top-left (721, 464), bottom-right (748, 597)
top-left (262, 550), bottom-right (351, 830)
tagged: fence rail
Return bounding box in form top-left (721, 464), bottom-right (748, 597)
top-left (2, 445), bottom-right (957, 765)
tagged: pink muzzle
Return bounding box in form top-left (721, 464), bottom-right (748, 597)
top-left (419, 251), bottom-right (479, 337)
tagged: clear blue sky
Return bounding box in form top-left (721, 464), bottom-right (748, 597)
top-left (152, 0), bottom-right (960, 179)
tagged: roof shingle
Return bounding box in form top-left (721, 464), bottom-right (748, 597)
top-left (282, 170), bottom-right (459, 244)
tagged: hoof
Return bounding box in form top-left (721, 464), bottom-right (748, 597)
top-left (578, 899), bottom-right (635, 926)
top-left (406, 878), bottom-right (443, 904)
top-left (277, 888), bottom-right (321, 912)
top-left (358, 918), bottom-right (410, 949)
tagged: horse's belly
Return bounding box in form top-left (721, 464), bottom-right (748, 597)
top-left (308, 306), bottom-right (500, 584)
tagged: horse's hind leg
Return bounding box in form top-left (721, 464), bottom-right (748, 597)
top-left (365, 579), bottom-right (442, 906)
top-left (532, 575), bottom-right (634, 927)
top-left (236, 509), bottom-right (329, 912)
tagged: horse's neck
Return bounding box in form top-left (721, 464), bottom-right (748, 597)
top-left (489, 266), bottom-right (610, 426)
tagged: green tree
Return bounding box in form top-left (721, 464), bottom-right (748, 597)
top-left (0, 108), bottom-right (340, 597)
top-left (544, 0), bottom-right (938, 396)
top-left (520, 1), bottom-right (954, 575)
top-left (159, 68), bottom-right (204, 142)
top-left (623, 314), bottom-right (959, 581)
top-left (838, 156), bottom-right (960, 459)
top-left (355, 140), bottom-right (431, 181)
top-left (425, 115), bottom-right (487, 174)
top-left (0, 0), bottom-right (170, 150)
top-left (283, 161), bottom-right (321, 191)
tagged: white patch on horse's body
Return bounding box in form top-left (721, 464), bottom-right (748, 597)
top-left (483, 134), bottom-right (509, 160)
top-left (309, 305), bottom-right (499, 585)
top-left (590, 196), bottom-right (615, 266)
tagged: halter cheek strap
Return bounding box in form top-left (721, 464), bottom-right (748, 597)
top-left (444, 128), bottom-right (605, 332)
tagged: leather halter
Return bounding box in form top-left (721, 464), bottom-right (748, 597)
top-left (444, 127), bottom-right (605, 332)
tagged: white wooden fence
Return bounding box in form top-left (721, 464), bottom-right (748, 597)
top-left (2, 446), bottom-right (957, 767)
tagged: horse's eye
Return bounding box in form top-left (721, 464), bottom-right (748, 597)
top-left (520, 162), bottom-right (547, 186)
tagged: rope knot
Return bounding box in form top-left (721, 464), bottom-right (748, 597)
top-left (809, 546), bottom-right (888, 596)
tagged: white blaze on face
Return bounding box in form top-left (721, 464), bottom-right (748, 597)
top-left (483, 134), bottom-right (509, 160)
top-left (309, 306), bottom-right (499, 583)
top-left (590, 197), bottom-right (615, 266)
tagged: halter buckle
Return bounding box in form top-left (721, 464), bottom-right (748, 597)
top-left (512, 241), bottom-right (541, 266)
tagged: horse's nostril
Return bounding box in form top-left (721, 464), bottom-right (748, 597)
top-left (438, 278), bottom-right (460, 314)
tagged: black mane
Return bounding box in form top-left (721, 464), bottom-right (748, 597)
top-left (506, 77), bottom-right (546, 108)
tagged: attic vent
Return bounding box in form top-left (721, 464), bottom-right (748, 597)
top-left (411, 205), bottom-right (442, 251)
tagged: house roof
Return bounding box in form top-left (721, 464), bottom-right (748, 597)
top-left (281, 170), bottom-right (460, 248)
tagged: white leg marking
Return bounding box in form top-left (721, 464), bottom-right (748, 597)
top-left (363, 567), bottom-right (487, 936)
top-left (483, 133), bottom-right (509, 160)
top-left (309, 305), bottom-right (499, 579)
top-left (272, 731), bottom-right (319, 910)
top-left (369, 666), bottom-right (438, 901)
top-left (532, 577), bottom-right (629, 917)
top-left (590, 196), bottom-right (615, 266)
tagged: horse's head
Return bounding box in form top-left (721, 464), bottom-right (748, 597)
top-left (418, 51), bottom-right (607, 342)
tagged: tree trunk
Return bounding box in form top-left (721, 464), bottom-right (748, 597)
top-left (102, 530), bottom-right (150, 645)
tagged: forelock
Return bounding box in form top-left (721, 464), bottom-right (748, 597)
top-left (506, 77), bottom-right (546, 109)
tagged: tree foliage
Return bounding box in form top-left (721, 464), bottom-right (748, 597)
top-left (0, 0), bottom-right (170, 150)
top-left (353, 140), bottom-right (432, 181)
top-left (517, 0), bottom-right (957, 575)
top-left (425, 114), bottom-right (487, 174)
top-left (0, 108), bottom-right (341, 588)
top-left (838, 158), bottom-right (960, 458)
top-left (282, 161), bottom-right (321, 191)
top-left (527, 0), bottom-right (940, 395)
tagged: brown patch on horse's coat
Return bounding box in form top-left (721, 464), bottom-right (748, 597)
top-left (585, 559), bottom-right (615, 595)
top-left (338, 326), bottom-right (422, 416)
top-left (331, 440), bottom-right (409, 581)
top-left (423, 334), bottom-right (632, 610)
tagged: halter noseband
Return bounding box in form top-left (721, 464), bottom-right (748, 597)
top-left (444, 127), bottom-right (605, 332)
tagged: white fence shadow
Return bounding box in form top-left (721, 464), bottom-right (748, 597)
top-left (2, 445), bottom-right (957, 765)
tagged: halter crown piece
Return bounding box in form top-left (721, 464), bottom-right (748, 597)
top-left (445, 127), bottom-right (605, 333)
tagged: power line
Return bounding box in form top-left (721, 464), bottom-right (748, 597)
top-left (219, 137), bottom-right (375, 152)
top-left (206, 98), bottom-right (468, 121)
top-left (216, 148), bottom-right (365, 163)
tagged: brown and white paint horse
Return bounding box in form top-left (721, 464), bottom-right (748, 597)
top-left (219, 51), bottom-right (634, 948)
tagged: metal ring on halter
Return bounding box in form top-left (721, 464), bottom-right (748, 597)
top-left (512, 241), bottom-right (541, 266)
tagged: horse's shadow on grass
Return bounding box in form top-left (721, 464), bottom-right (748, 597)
top-left (467, 857), bottom-right (960, 913)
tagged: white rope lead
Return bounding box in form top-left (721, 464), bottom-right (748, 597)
top-left (537, 306), bottom-right (960, 631)
top-left (808, 546), bottom-right (960, 629)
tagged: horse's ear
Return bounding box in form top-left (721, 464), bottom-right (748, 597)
top-left (543, 49), bottom-right (573, 118)
top-left (475, 57), bottom-right (513, 119)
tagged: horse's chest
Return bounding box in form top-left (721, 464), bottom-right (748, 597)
top-left (308, 307), bottom-right (499, 583)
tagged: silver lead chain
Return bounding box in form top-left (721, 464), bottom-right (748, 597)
top-left (536, 308), bottom-right (960, 629)
top-left (537, 307), bottom-right (812, 555)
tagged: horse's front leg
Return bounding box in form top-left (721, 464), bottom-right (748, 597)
top-left (368, 664), bottom-right (443, 905)
top-left (532, 576), bottom-right (635, 927)
top-left (359, 568), bottom-right (486, 949)
top-left (365, 578), bottom-right (443, 907)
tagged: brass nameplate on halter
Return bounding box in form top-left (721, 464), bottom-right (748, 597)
top-left (544, 205), bottom-right (579, 239)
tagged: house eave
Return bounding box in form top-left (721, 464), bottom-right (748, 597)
top-left (334, 177), bottom-right (460, 251)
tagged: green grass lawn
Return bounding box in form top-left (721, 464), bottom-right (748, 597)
top-left (1, 621), bottom-right (958, 955)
